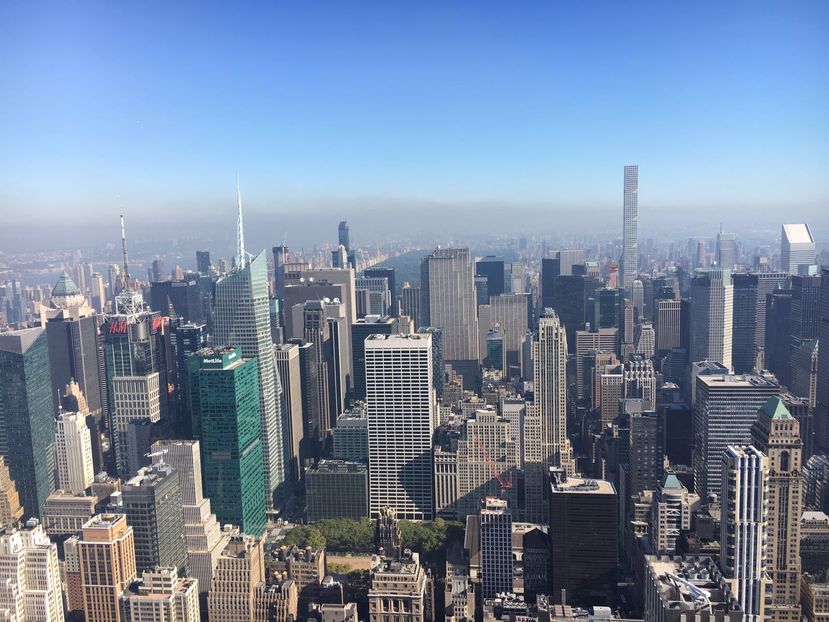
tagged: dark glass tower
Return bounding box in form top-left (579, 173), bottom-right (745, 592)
top-left (188, 347), bottom-right (266, 535)
top-left (475, 256), bottom-right (505, 298)
top-left (0, 328), bottom-right (56, 518)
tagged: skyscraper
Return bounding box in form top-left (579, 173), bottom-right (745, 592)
top-left (475, 256), bottom-right (506, 298)
top-left (151, 440), bottom-right (229, 595)
top-left (780, 223), bottom-right (815, 275)
top-left (456, 409), bottom-right (519, 518)
top-left (351, 315), bottom-right (399, 400)
top-left (0, 456), bottom-right (23, 528)
top-left (817, 267), bottom-right (829, 451)
top-left (365, 334), bottom-right (435, 520)
top-left (400, 282), bottom-right (421, 328)
top-left (524, 311), bottom-right (574, 523)
top-left (77, 513), bottom-right (137, 622)
top-left (55, 411), bottom-right (95, 494)
top-left (751, 397), bottom-right (803, 622)
top-left (649, 472), bottom-right (700, 555)
top-left (188, 347), bottom-right (267, 536)
top-left (214, 183), bottom-right (285, 505)
top-left (622, 164), bottom-right (639, 291)
top-left (480, 497), bottom-right (513, 599)
top-left (121, 463), bottom-right (187, 574)
top-left (420, 248), bottom-right (479, 381)
top-left (693, 373), bottom-right (779, 499)
top-left (273, 344), bottom-right (304, 485)
top-left (296, 301), bottom-right (331, 441)
top-left (721, 446), bottom-right (770, 622)
top-left (0, 327), bottom-right (56, 518)
top-left (208, 533), bottom-right (265, 622)
top-left (101, 287), bottom-right (168, 475)
top-left (716, 228), bottom-right (737, 270)
top-left (731, 272), bottom-right (789, 373)
top-left (120, 567), bottom-right (201, 622)
top-left (548, 471), bottom-right (618, 607)
top-left (41, 273), bottom-right (104, 427)
top-left (0, 521), bottom-right (64, 622)
top-left (196, 250), bottom-right (212, 275)
top-left (690, 268), bottom-right (733, 370)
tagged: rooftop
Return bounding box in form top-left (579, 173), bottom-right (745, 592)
top-left (783, 223), bottom-right (814, 245)
top-left (550, 474), bottom-right (616, 495)
top-left (760, 395), bottom-right (792, 420)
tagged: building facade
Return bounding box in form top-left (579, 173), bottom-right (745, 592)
top-left (366, 334), bottom-right (435, 520)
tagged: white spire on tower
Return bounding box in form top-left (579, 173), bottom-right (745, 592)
top-left (236, 172), bottom-right (247, 270)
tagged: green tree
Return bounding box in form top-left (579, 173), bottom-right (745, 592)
top-left (282, 525), bottom-right (326, 550)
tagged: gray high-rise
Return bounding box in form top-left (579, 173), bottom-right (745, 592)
top-left (690, 268), bottom-right (733, 370)
top-left (420, 248), bottom-right (479, 367)
top-left (121, 463), bottom-right (187, 574)
top-left (621, 165), bottom-right (638, 291)
top-left (214, 186), bottom-right (285, 504)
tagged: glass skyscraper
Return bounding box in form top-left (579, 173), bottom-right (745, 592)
top-left (0, 328), bottom-right (56, 518)
top-left (214, 250), bottom-right (285, 506)
top-left (189, 347), bottom-right (267, 536)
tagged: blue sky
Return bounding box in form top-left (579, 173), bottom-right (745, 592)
top-left (1, 1), bottom-right (827, 228)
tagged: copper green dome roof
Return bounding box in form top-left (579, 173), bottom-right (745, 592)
top-left (52, 272), bottom-right (81, 296)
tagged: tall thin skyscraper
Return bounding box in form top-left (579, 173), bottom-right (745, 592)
top-left (721, 446), bottom-right (770, 622)
top-left (621, 165), bottom-right (639, 291)
top-left (365, 334), bottom-right (435, 520)
top-left (524, 311), bottom-right (574, 523)
top-left (751, 397), bottom-right (803, 622)
top-left (214, 180), bottom-right (285, 505)
top-left (420, 248), bottom-right (479, 375)
top-left (689, 268), bottom-right (733, 370)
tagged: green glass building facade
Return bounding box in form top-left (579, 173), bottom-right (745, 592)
top-left (189, 346), bottom-right (266, 535)
top-left (0, 328), bottom-right (56, 518)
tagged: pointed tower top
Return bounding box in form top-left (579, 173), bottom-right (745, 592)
top-left (760, 395), bottom-right (793, 420)
top-left (235, 173), bottom-right (246, 270)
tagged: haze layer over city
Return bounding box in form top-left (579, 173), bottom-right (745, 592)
top-left (1, 3), bottom-right (828, 622)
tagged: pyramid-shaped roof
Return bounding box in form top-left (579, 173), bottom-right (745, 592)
top-left (660, 472), bottom-right (684, 490)
top-left (760, 395), bottom-right (792, 420)
top-left (52, 272), bottom-right (81, 296)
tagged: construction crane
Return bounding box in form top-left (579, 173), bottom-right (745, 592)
top-left (474, 434), bottom-right (512, 490)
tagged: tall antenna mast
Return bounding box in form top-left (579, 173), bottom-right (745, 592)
top-left (236, 173), bottom-right (246, 269)
top-left (120, 214), bottom-right (131, 291)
